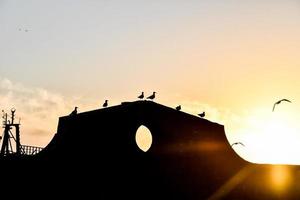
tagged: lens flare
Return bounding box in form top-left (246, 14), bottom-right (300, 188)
top-left (270, 165), bottom-right (292, 193)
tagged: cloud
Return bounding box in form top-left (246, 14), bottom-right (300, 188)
top-left (0, 79), bottom-right (241, 149)
top-left (0, 78), bottom-right (84, 147)
top-left (165, 98), bottom-right (247, 149)
top-left (176, 99), bottom-right (241, 128)
top-left (4, 79), bottom-right (299, 164)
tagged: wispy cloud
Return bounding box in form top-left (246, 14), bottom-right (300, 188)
top-left (0, 79), bottom-right (242, 148)
top-left (5, 79), bottom-right (296, 164)
top-left (0, 78), bottom-right (86, 147)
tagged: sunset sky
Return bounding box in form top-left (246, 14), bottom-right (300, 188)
top-left (0, 0), bottom-right (300, 164)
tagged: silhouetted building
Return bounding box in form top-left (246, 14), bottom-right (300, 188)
top-left (1, 101), bottom-right (300, 199)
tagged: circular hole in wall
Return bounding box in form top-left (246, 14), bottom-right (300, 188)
top-left (135, 125), bottom-right (153, 152)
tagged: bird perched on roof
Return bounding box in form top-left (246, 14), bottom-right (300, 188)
top-left (103, 100), bottom-right (108, 108)
top-left (176, 105), bottom-right (181, 111)
top-left (272, 99), bottom-right (292, 112)
top-left (231, 142), bottom-right (245, 147)
top-left (138, 92), bottom-right (144, 100)
top-left (69, 107), bottom-right (78, 116)
top-left (147, 92), bottom-right (156, 100)
top-left (198, 112), bottom-right (205, 118)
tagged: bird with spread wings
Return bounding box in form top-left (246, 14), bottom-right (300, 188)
top-left (231, 142), bottom-right (245, 147)
top-left (272, 99), bottom-right (292, 112)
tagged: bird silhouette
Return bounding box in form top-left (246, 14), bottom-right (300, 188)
top-left (18, 28), bottom-right (30, 32)
top-left (272, 99), bottom-right (292, 112)
top-left (103, 100), bottom-right (108, 108)
top-left (176, 105), bottom-right (181, 111)
top-left (138, 92), bottom-right (144, 100)
top-left (198, 112), bottom-right (205, 118)
top-left (147, 92), bottom-right (156, 100)
top-left (69, 107), bottom-right (78, 116)
top-left (231, 142), bottom-right (245, 147)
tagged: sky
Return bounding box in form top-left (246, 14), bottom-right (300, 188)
top-left (0, 0), bottom-right (300, 164)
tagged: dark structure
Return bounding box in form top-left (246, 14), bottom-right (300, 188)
top-left (0, 109), bottom-right (21, 155)
top-left (0, 109), bottom-right (42, 157)
top-left (1, 101), bottom-right (300, 199)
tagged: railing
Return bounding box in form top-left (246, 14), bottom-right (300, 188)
top-left (21, 145), bottom-right (43, 155)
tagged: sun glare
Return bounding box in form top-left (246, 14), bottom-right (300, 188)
top-left (227, 105), bottom-right (300, 165)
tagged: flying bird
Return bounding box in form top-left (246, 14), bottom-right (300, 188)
top-left (103, 100), bottom-right (108, 108)
top-left (231, 142), bottom-right (245, 147)
top-left (18, 28), bottom-right (30, 32)
top-left (198, 112), bottom-right (205, 118)
top-left (138, 92), bottom-right (144, 100)
top-left (176, 105), bottom-right (181, 111)
top-left (272, 99), bottom-right (292, 112)
top-left (69, 107), bottom-right (78, 116)
top-left (147, 92), bottom-right (156, 100)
